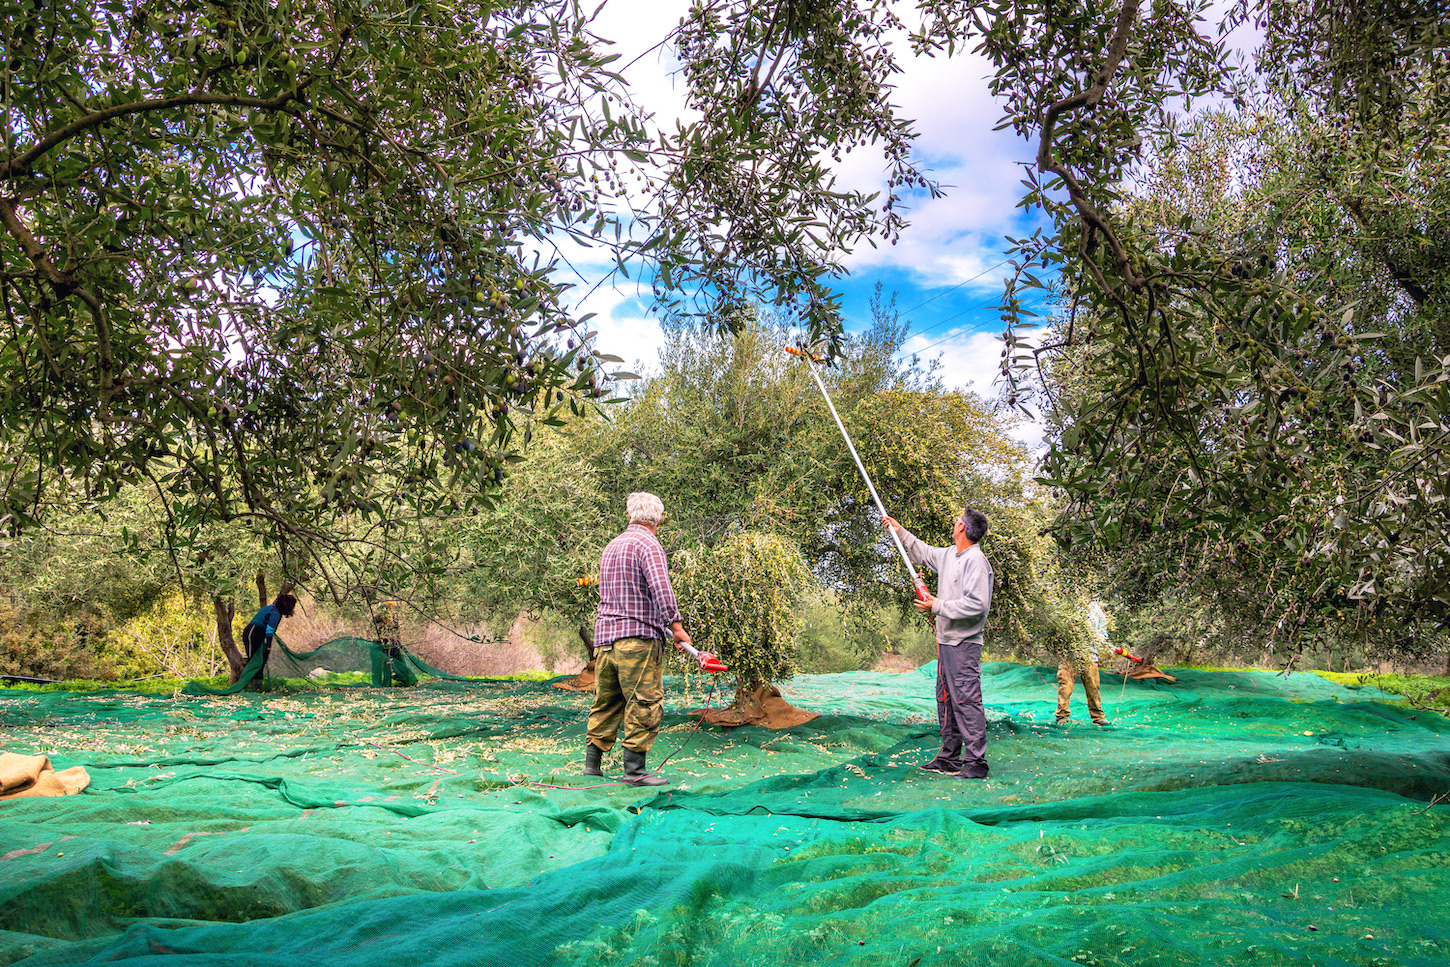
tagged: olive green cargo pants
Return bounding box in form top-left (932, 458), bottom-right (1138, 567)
top-left (587, 637), bottom-right (664, 754)
top-left (1056, 660), bottom-right (1106, 724)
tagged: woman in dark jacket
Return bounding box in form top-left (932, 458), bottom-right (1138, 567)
top-left (243, 593), bottom-right (297, 688)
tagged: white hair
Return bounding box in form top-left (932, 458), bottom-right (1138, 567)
top-left (626, 492), bottom-right (664, 526)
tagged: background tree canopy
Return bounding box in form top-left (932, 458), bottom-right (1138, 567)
top-left (450, 311), bottom-right (1048, 691)
top-left (0, 0), bottom-right (923, 607)
top-left (7, 0), bottom-right (1448, 673)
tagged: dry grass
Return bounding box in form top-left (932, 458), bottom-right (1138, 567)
top-left (871, 651), bottom-right (921, 674)
top-left (266, 598), bottom-right (589, 676)
top-left (407, 614), bottom-right (588, 677)
top-left (277, 599), bottom-right (367, 652)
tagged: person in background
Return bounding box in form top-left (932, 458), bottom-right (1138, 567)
top-left (1057, 601), bottom-right (1109, 725)
top-left (372, 600), bottom-right (416, 687)
top-left (243, 593), bottom-right (297, 689)
top-left (882, 508), bottom-right (994, 779)
top-left (584, 492), bottom-right (691, 787)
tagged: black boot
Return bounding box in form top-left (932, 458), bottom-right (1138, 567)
top-left (583, 744), bottom-right (605, 777)
top-left (621, 748), bottom-right (668, 787)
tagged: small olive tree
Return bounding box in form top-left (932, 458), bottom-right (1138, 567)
top-left (672, 531), bottom-right (811, 704)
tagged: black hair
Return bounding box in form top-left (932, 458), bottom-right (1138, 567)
top-left (275, 593), bottom-right (298, 617)
top-left (962, 508), bottom-right (989, 545)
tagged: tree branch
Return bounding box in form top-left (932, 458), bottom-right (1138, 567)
top-left (1036, 0), bottom-right (1145, 293)
top-left (1, 88), bottom-right (306, 180)
top-left (1340, 194), bottom-right (1431, 306)
top-left (0, 195), bottom-right (71, 289)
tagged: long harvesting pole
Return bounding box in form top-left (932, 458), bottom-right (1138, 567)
top-left (785, 347), bottom-right (930, 603)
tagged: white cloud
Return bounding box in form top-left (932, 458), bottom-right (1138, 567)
top-left (590, 0), bottom-right (695, 135)
top-left (907, 327), bottom-right (1001, 394)
top-left (816, 41), bottom-right (1035, 288)
top-left (575, 284), bottom-right (666, 378)
top-left (903, 327), bottom-right (1045, 450)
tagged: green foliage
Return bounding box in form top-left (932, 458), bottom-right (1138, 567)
top-left (2, 0), bottom-right (642, 575)
top-left (7, 0), bottom-right (1445, 675)
top-left (1020, 593), bottom-right (1097, 671)
top-left (106, 590), bottom-right (225, 679)
top-left (1314, 671), bottom-right (1450, 713)
top-left (524, 610), bottom-right (596, 674)
top-left (0, 592), bottom-right (112, 680)
top-left (0, 486), bottom-right (170, 622)
top-left (795, 591), bottom-right (936, 673)
top-left (1031, 95), bottom-right (1450, 662)
top-left (673, 531), bottom-right (811, 691)
top-left (836, 386), bottom-right (1035, 611)
top-left (958, 0), bottom-right (1450, 641)
top-left (2, 0), bottom-right (914, 604)
top-left (0, 676), bottom-right (195, 694)
top-left (0, 582), bottom-right (231, 682)
top-left (595, 309), bottom-right (1042, 615)
top-left (660, 2), bottom-right (933, 344)
top-left (586, 312), bottom-right (839, 547)
top-left (453, 430), bottom-right (613, 651)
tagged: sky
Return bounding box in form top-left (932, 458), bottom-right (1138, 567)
top-left (564, 1), bottom-right (1051, 444)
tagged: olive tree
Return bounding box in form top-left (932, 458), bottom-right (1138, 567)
top-left (672, 530), bottom-right (811, 707)
top-left (453, 429), bottom-right (614, 660)
top-left (932, 0), bottom-right (1450, 640)
top-left (1, 0), bottom-right (926, 617)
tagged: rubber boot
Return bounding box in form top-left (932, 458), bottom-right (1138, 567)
top-left (583, 744), bottom-right (605, 777)
top-left (621, 748), bottom-right (668, 787)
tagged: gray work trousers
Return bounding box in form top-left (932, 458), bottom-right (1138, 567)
top-left (935, 637), bottom-right (987, 774)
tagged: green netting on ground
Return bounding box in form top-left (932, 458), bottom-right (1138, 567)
top-left (181, 636), bottom-right (502, 695)
top-left (2, 663), bottom-right (1448, 966)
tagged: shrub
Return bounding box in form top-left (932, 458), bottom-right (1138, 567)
top-left (673, 531), bottom-right (811, 695)
top-left (104, 591), bottom-right (222, 679)
top-left (0, 592), bottom-right (112, 681)
top-left (796, 592), bottom-right (936, 673)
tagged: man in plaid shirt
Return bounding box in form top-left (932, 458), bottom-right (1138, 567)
top-left (583, 492), bottom-right (692, 786)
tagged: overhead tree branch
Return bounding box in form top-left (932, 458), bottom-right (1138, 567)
top-left (0, 88), bottom-right (307, 180)
top-left (1036, 0), bottom-right (1146, 295)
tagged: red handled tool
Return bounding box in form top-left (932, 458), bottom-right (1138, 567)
top-left (1114, 646), bottom-right (1144, 663)
top-left (677, 640), bottom-right (728, 673)
top-left (785, 345), bottom-right (930, 603)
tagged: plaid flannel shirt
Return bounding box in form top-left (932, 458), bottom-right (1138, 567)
top-left (594, 524), bottom-right (683, 650)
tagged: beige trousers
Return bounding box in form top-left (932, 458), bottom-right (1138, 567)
top-left (1056, 660), bottom-right (1106, 724)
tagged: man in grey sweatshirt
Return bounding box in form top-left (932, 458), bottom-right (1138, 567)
top-left (883, 508), bottom-right (994, 778)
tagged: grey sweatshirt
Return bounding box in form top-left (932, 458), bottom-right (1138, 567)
top-left (897, 528), bottom-right (994, 646)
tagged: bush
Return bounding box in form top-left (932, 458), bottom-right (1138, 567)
top-left (796, 592), bottom-right (936, 673)
top-left (673, 532), bottom-right (810, 693)
top-left (0, 593), bottom-right (112, 681)
top-left (104, 591), bottom-right (223, 679)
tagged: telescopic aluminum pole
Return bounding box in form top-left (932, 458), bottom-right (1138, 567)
top-left (785, 347), bottom-right (930, 602)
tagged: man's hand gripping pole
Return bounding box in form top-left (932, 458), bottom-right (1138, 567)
top-left (676, 640), bottom-right (728, 673)
top-left (785, 346), bottom-right (930, 603)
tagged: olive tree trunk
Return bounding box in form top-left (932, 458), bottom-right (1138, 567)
top-left (213, 596), bottom-right (245, 684)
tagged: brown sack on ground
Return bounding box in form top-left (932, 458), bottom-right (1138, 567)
top-left (1112, 663), bottom-right (1177, 683)
top-left (0, 753), bottom-right (90, 801)
top-left (700, 683), bottom-right (819, 729)
top-left (553, 660), bottom-right (597, 692)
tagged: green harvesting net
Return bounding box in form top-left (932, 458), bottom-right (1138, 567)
top-left (2, 663), bottom-right (1448, 966)
top-left (181, 636), bottom-right (501, 695)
